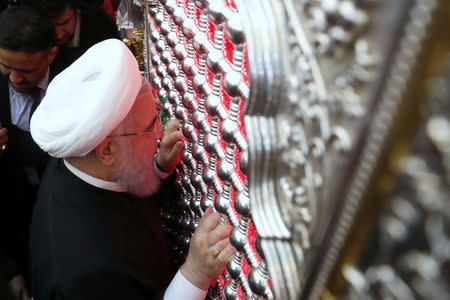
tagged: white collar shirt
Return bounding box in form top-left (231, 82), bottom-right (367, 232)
top-left (9, 67), bottom-right (49, 131)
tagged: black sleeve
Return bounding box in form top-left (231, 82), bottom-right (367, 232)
top-left (0, 248), bottom-right (21, 281)
top-left (65, 270), bottom-right (164, 300)
top-left (4, 125), bottom-right (49, 173)
top-left (0, 277), bottom-right (14, 300)
top-left (151, 173), bottom-right (182, 209)
top-left (0, 126), bottom-right (43, 282)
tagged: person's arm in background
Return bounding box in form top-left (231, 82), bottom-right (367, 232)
top-left (0, 195), bottom-right (31, 300)
top-left (0, 122), bottom-right (7, 157)
top-left (0, 123), bottom-right (30, 300)
top-left (0, 249), bottom-right (29, 300)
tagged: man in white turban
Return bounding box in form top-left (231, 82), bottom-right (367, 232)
top-left (29, 39), bottom-right (235, 300)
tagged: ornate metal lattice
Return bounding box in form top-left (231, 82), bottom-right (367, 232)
top-left (342, 55), bottom-right (450, 300)
top-left (142, 0), bottom-right (265, 299)
top-left (116, 0), bottom-right (448, 299)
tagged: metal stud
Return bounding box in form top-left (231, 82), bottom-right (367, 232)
top-left (181, 18), bottom-right (198, 39)
top-left (159, 21), bottom-right (171, 36)
top-left (173, 44), bottom-right (187, 61)
top-left (224, 71), bottom-right (243, 97)
top-left (164, 0), bottom-right (177, 15)
top-left (234, 189), bottom-right (251, 218)
top-left (182, 57), bottom-right (198, 77)
top-left (154, 11), bottom-right (164, 26)
top-left (206, 48), bottom-right (223, 74)
top-left (225, 13), bottom-right (246, 45)
top-left (172, 7), bottom-right (186, 27)
top-left (167, 62), bottom-right (179, 77)
top-left (175, 77), bottom-right (188, 93)
top-left (208, 0), bottom-right (226, 24)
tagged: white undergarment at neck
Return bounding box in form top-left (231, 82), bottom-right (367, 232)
top-left (63, 159), bottom-right (126, 192)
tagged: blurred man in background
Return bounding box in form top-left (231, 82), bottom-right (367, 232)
top-left (0, 6), bottom-right (60, 300)
top-left (24, 0), bottom-right (119, 68)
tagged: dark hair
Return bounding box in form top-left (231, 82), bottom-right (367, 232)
top-left (0, 6), bottom-right (56, 52)
top-left (23, 0), bottom-right (104, 19)
top-left (22, 0), bottom-right (75, 19)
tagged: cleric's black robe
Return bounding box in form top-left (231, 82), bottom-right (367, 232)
top-left (29, 158), bottom-right (174, 300)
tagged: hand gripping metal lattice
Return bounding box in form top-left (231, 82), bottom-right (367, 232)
top-left (142, 0), bottom-right (266, 299)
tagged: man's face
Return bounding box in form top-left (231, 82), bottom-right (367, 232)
top-left (0, 47), bottom-right (55, 93)
top-left (113, 89), bottom-right (162, 197)
top-left (53, 6), bottom-right (77, 46)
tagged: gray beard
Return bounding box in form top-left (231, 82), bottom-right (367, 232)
top-left (113, 145), bottom-right (161, 198)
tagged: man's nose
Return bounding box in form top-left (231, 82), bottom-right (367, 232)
top-left (9, 71), bottom-right (23, 84)
top-left (55, 27), bottom-right (65, 40)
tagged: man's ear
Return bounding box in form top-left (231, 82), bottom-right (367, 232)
top-left (47, 46), bottom-right (59, 64)
top-left (95, 138), bottom-right (117, 167)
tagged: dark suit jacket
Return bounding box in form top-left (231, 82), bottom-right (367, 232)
top-left (53, 8), bottom-right (119, 73)
top-left (30, 159), bottom-right (174, 300)
top-left (0, 70), bottom-right (57, 286)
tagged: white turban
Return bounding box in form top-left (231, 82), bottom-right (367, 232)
top-left (31, 38), bottom-right (142, 158)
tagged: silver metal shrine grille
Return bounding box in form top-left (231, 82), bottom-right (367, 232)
top-left (143, 1), bottom-right (269, 299)
top-left (116, 0), bottom-right (447, 299)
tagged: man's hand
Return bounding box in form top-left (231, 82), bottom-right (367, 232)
top-left (155, 119), bottom-right (185, 173)
top-left (181, 207), bottom-right (236, 290)
top-left (0, 126), bottom-right (8, 156)
top-left (9, 275), bottom-right (30, 300)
